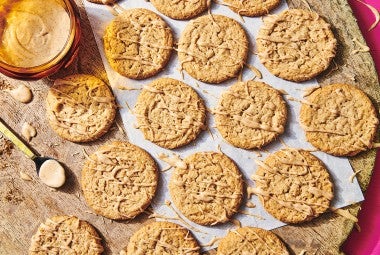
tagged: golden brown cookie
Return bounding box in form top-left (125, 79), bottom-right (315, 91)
top-left (81, 141), bottom-right (158, 220)
top-left (46, 74), bottom-right (116, 142)
top-left (169, 152), bottom-right (243, 225)
top-left (252, 148), bottom-right (334, 224)
top-left (256, 9), bottom-right (337, 82)
top-left (224, 0), bottom-right (281, 17)
top-left (217, 227), bottom-right (289, 255)
top-left (29, 215), bottom-right (104, 255)
top-left (178, 14), bottom-right (249, 84)
top-left (150, 0), bottom-right (209, 20)
top-left (300, 83), bottom-right (379, 156)
top-left (134, 78), bottom-right (206, 149)
top-left (122, 221), bottom-right (200, 255)
top-left (103, 8), bottom-right (173, 79)
top-left (214, 81), bottom-right (287, 149)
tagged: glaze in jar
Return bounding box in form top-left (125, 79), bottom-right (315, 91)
top-left (0, 0), bottom-right (81, 80)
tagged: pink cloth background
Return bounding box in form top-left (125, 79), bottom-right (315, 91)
top-left (342, 1), bottom-right (380, 254)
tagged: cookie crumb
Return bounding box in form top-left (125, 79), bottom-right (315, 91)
top-left (20, 171), bottom-right (33, 181)
top-left (351, 37), bottom-right (370, 54)
top-left (21, 122), bottom-right (37, 142)
top-left (331, 207), bottom-right (358, 223)
top-left (201, 236), bottom-right (221, 247)
top-left (7, 84), bottom-right (33, 103)
top-left (158, 153), bottom-right (187, 169)
top-left (230, 218), bottom-right (241, 228)
top-left (239, 210), bottom-right (265, 220)
top-left (349, 169), bottom-right (363, 183)
top-left (246, 201), bottom-right (256, 208)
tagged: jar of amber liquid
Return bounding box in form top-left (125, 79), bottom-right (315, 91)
top-left (0, 0), bottom-right (81, 80)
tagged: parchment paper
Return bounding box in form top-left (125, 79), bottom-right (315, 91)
top-left (83, 0), bottom-right (364, 249)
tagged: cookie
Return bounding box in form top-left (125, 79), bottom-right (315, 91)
top-left (134, 78), bottom-right (206, 149)
top-left (81, 141), bottom-right (158, 220)
top-left (46, 74), bottom-right (116, 142)
top-left (103, 8), bottom-right (173, 79)
top-left (224, 0), bottom-right (281, 17)
top-left (29, 215), bottom-right (104, 255)
top-left (122, 221), bottom-right (200, 255)
top-left (217, 227), bottom-right (289, 255)
top-left (300, 83), bottom-right (379, 156)
top-left (252, 148), bottom-right (334, 223)
top-left (214, 81), bottom-right (287, 149)
top-left (150, 0), bottom-right (209, 20)
top-left (178, 14), bottom-right (249, 84)
top-left (169, 152), bottom-right (243, 225)
top-left (256, 9), bottom-right (337, 82)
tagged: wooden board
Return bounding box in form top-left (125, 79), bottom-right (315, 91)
top-left (0, 0), bottom-right (379, 254)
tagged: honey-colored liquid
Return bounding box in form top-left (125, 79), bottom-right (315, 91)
top-left (0, 0), bottom-right (71, 68)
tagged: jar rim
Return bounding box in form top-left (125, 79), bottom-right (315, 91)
top-left (0, 0), bottom-right (81, 79)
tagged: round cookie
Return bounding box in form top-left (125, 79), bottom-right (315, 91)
top-left (134, 78), bottom-right (206, 149)
top-left (103, 8), bottom-right (173, 79)
top-left (178, 14), bottom-right (249, 84)
top-left (224, 0), bottom-right (281, 17)
top-left (29, 215), bottom-right (104, 255)
top-left (214, 81), bottom-right (287, 149)
top-left (46, 74), bottom-right (116, 142)
top-left (252, 148), bottom-right (334, 224)
top-left (150, 0), bottom-right (209, 20)
top-left (122, 221), bottom-right (200, 255)
top-left (256, 9), bottom-right (337, 82)
top-left (217, 227), bottom-right (289, 255)
top-left (300, 83), bottom-right (379, 156)
top-left (81, 141), bottom-right (158, 220)
top-left (169, 152), bottom-right (243, 225)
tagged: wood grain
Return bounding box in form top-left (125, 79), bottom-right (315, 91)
top-left (0, 0), bottom-right (378, 254)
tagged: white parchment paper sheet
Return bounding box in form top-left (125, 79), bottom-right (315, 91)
top-left (83, 0), bottom-right (364, 249)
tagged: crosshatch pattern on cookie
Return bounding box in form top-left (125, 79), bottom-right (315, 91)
top-left (256, 9), bottom-right (337, 82)
top-left (214, 81), bottom-right (287, 149)
top-left (81, 141), bottom-right (158, 220)
top-left (103, 8), bottom-right (174, 79)
top-left (217, 227), bottom-right (289, 255)
top-left (300, 83), bottom-right (379, 156)
top-left (134, 78), bottom-right (206, 149)
top-left (46, 74), bottom-right (116, 142)
top-left (150, 0), bottom-right (209, 20)
top-left (178, 14), bottom-right (249, 84)
top-left (169, 152), bottom-right (244, 225)
top-left (252, 148), bottom-right (334, 224)
top-left (122, 221), bottom-right (201, 255)
top-left (29, 216), bottom-right (104, 255)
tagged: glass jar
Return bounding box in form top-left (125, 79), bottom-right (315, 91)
top-left (0, 0), bottom-right (81, 80)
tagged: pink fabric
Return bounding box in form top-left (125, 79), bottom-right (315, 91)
top-left (342, 1), bottom-right (380, 255)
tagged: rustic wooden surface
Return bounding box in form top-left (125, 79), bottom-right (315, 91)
top-left (0, 0), bottom-right (379, 254)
